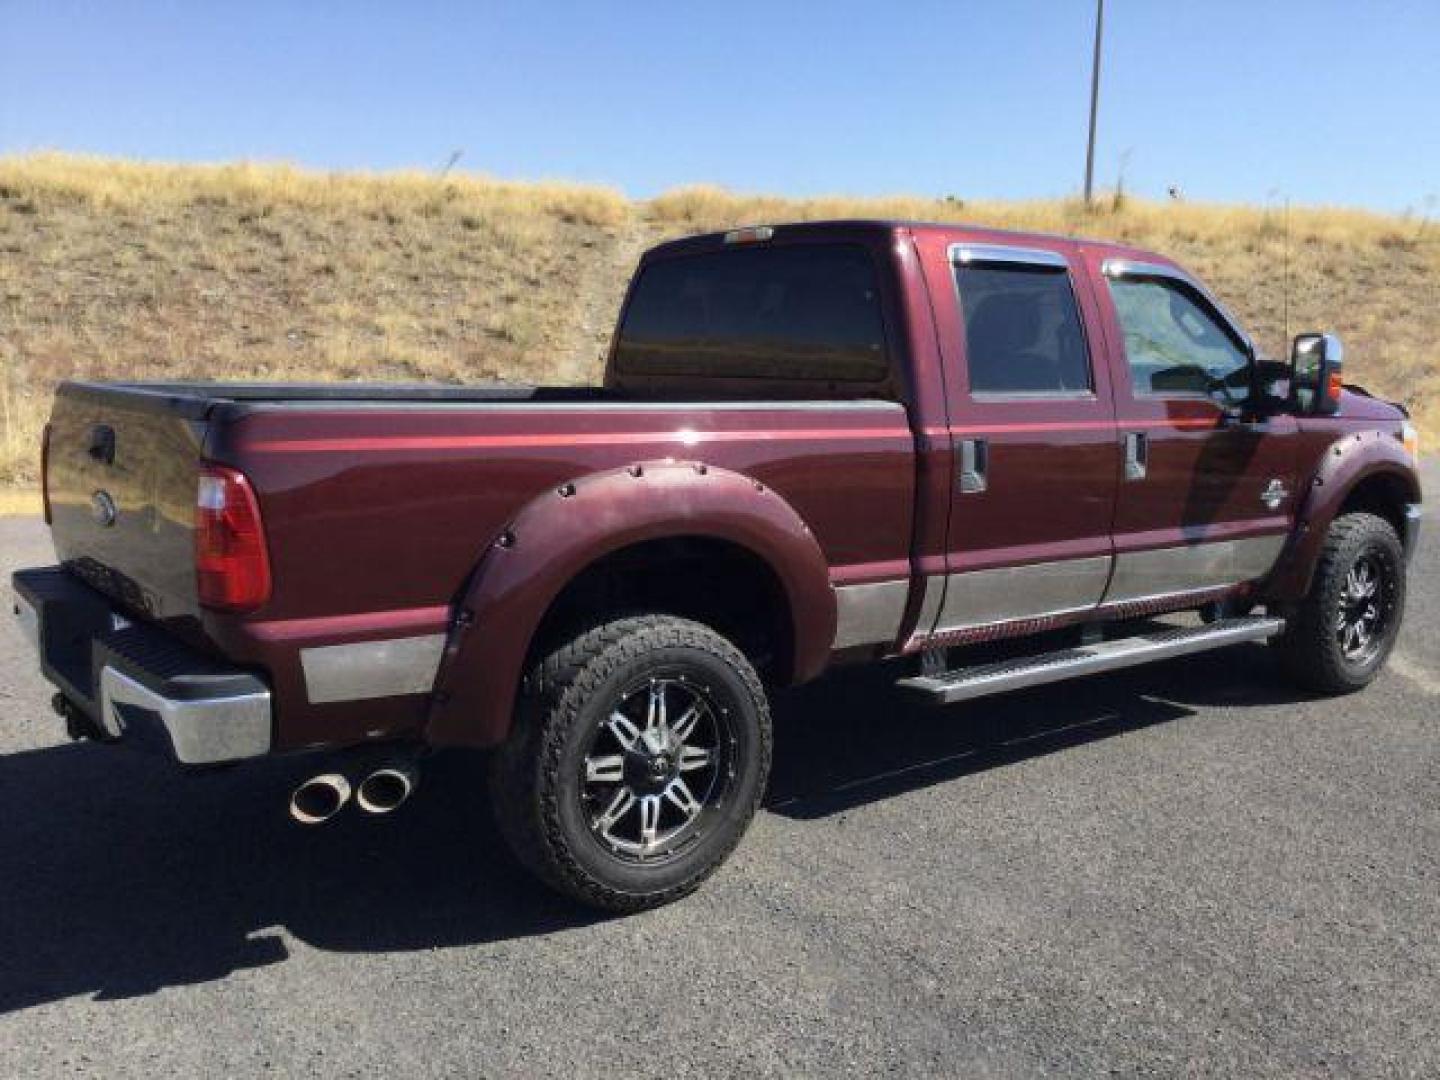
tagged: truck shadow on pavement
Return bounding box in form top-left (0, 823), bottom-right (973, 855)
top-left (0, 643), bottom-right (1312, 1014)
top-left (765, 643), bottom-right (1310, 819)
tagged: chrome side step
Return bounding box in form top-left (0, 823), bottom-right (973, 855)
top-left (897, 616), bottom-right (1285, 705)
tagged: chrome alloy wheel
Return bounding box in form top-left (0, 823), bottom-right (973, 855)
top-left (580, 677), bottom-right (734, 863)
top-left (1336, 553), bottom-right (1394, 663)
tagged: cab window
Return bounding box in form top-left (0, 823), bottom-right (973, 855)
top-left (954, 263), bottom-right (1092, 395)
top-left (613, 244), bottom-right (888, 383)
top-left (1108, 277), bottom-right (1252, 405)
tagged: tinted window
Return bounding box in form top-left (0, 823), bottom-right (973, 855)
top-left (954, 263), bottom-right (1091, 394)
top-left (613, 245), bottom-right (887, 382)
top-left (1108, 277), bottom-right (1251, 403)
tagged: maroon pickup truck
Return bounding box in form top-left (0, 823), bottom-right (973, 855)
top-left (13, 220), bottom-right (1424, 910)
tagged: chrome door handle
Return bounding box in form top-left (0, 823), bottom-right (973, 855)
top-left (1124, 431), bottom-right (1148, 481)
top-left (959, 438), bottom-right (988, 493)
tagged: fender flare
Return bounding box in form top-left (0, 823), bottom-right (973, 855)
top-left (1265, 429), bottom-right (1420, 601)
top-left (424, 460), bottom-right (836, 748)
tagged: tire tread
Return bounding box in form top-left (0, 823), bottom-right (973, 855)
top-left (490, 615), bottom-right (771, 913)
top-left (1278, 511), bottom-right (1404, 694)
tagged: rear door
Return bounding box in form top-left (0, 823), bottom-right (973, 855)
top-left (1090, 254), bottom-right (1300, 606)
top-left (915, 237), bottom-right (1119, 640)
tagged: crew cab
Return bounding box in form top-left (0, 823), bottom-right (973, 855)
top-left (12, 220), bottom-right (1424, 910)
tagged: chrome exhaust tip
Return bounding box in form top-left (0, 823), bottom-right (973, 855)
top-left (289, 773), bottom-right (353, 825)
top-left (355, 762), bottom-right (418, 815)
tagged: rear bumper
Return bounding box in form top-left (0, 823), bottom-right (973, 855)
top-left (10, 567), bottom-right (272, 765)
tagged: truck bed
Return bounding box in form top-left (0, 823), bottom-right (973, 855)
top-left (43, 378), bottom-right (919, 749)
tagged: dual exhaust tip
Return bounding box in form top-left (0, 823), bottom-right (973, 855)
top-left (289, 761), bottom-right (417, 825)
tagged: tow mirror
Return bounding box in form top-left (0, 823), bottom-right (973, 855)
top-left (1290, 332), bottom-right (1344, 415)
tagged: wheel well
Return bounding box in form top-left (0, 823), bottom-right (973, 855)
top-left (527, 537), bottom-right (795, 683)
top-left (1338, 472), bottom-right (1413, 551)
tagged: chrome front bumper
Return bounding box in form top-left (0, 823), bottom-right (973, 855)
top-left (11, 567), bottom-right (272, 765)
top-left (1404, 503), bottom-right (1423, 561)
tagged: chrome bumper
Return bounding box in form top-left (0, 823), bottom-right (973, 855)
top-left (1404, 503), bottom-right (1423, 562)
top-left (11, 567), bottom-right (272, 765)
top-left (95, 666), bottom-right (271, 764)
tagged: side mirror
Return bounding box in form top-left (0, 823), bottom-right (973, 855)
top-left (1290, 332), bottom-right (1344, 415)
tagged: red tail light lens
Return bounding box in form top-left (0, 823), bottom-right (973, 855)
top-left (195, 464), bottom-right (271, 611)
top-left (40, 423), bottom-right (53, 525)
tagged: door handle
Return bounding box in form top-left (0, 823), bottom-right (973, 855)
top-left (1124, 431), bottom-right (1147, 481)
top-left (959, 438), bottom-right (988, 493)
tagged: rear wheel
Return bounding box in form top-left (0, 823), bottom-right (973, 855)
top-left (1277, 511), bottom-right (1405, 693)
top-left (489, 615), bottom-right (771, 912)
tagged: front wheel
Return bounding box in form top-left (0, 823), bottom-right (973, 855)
top-left (489, 615), bottom-right (771, 912)
top-left (1276, 511), bottom-right (1406, 693)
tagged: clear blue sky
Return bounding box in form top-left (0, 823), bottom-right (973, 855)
top-left (2, 0), bottom-right (1436, 212)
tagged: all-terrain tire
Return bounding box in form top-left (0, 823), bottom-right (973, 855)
top-left (1276, 511), bottom-right (1406, 694)
top-left (489, 615), bottom-right (772, 913)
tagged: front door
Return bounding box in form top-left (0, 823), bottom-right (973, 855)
top-left (1090, 253), bottom-right (1299, 607)
top-left (916, 237), bottom-right (1120, 641)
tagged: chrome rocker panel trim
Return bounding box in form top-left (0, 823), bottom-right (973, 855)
top-left (832, 580), bottom-right (910, 649)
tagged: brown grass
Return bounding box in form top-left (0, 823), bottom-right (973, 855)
top-left (0, 487), bottom-right (39, 516)
top-left (1, 153), bottom-right (1435, 485)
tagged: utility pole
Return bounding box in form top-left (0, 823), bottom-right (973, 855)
top-left (1083, 0), bottom-right (1105, 204)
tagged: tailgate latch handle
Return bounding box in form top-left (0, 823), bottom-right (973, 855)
top-left (88, 424), bottom-right (116, 465)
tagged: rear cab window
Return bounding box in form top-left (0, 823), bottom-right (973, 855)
top-left (951, 247), bottom-right (1092, 396)
top-left (612, 244), bottom-right (889, 385)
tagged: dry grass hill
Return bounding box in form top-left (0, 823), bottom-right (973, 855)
top-left (2, 152), bottom-right (1436, 491)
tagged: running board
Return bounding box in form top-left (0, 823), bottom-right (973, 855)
top-left (898, 616), bottom-right (1285, 705)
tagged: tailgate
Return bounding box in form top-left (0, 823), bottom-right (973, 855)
top-left (46, 383), bottom-right (211, 622)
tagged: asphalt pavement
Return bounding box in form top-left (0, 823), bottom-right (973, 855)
top-left (1, 460), bottom-right (1436, 1076)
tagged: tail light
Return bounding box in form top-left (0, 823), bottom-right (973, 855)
top-left (40, 423), bottom-right (53, 524)
top-left (195, 464), bottom-right (271, 611)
